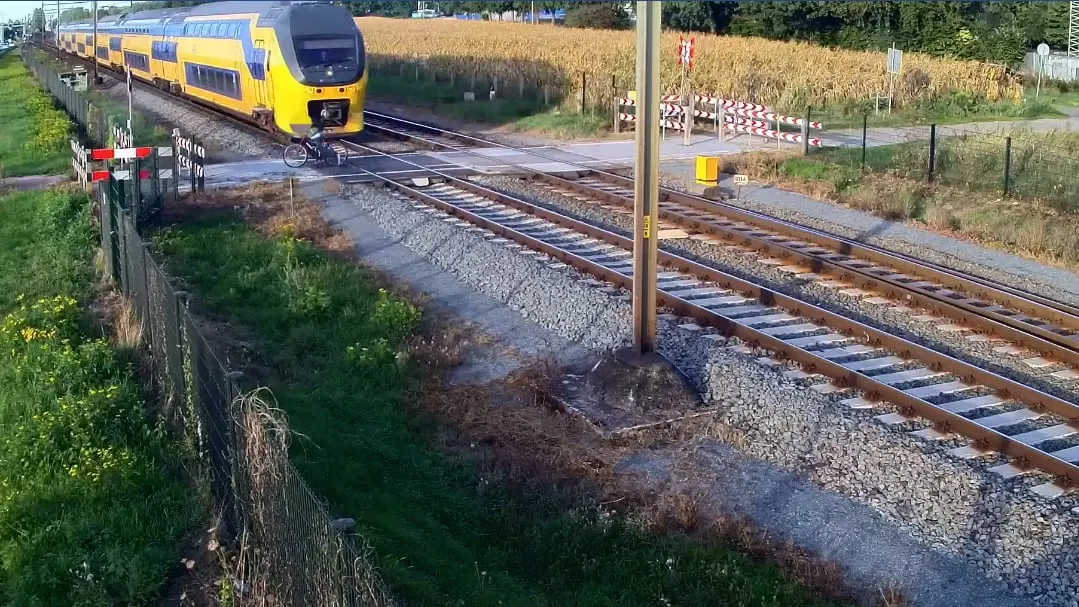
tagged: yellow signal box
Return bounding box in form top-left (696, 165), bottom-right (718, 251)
top-left (696, 156), bottom-right (720, 186)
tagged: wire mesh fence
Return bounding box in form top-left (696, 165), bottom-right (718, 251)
top-left (814, 118), bottom-right (1079, 213)
top-left (98, 176), bottom-right (396, 607)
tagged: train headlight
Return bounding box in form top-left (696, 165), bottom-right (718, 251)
top-left (326, 68), bottom-right (334, 78)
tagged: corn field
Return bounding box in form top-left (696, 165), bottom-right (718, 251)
top-left (356, 17), bottom-right (1022, 112)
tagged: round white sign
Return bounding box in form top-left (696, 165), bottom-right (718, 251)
top-left (1037, 43), bottom-right (1050, 57)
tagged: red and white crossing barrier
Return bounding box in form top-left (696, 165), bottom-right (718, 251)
top-left (725, 106), bottom-right (823, 130)
top-left (725, 122), bottom-right (823, 147)
top-left (615, 92), bottom-right (824, 147)
top-left (90, 146), bottom-right (154, 161)
top-left (71, 138), bottom-right (180, 188)
top-left (694, 95), bottom-right (769, 112)
top-left (617, 95), bottom-right (683, 107)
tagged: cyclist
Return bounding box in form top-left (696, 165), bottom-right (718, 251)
top-left (306, 107), bottom-right (332, 158)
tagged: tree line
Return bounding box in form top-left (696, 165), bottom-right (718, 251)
top-left (348, 1), bottom-right (1070, 67)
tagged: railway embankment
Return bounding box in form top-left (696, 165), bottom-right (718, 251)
top-left (0, 55), bottom-right (203, 602)
top-left (143, 179), bottom-right (866, 607)
top-left (337, 174), bottom-right (1078, 607)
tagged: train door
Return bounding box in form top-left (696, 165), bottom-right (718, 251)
top-left (163, 28), bottom-right (178, 89)
top-left (253, 39), bottom-right (271, 109)
top-left (252, 39), bottom-right (274, 127)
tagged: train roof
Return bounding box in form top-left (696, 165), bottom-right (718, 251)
top-left (59, 1), bottom-right (335, 29)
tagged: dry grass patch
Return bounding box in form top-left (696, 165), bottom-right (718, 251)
top-left (418, 351), bottom-right (900, 607)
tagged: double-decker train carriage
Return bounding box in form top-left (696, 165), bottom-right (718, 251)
top-left (57, 1), bottom-right (367, 138)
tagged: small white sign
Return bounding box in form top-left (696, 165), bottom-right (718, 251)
top-left (1037, 43), bottom-right (1051, 57)
top-left (733, 174), bottom-right (749, 186)
top-left (887, 47), bottom-right (903, 74)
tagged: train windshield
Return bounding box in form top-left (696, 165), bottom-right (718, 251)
top-left (296, 38), bottom-right (355, 67)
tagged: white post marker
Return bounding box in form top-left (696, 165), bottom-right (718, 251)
top-left (677, 36), bottom-right (694, 146)
top-left (1037, 43), bottom-right (1050, 99)
top-left (733, 173), bottom-right (748, 200)
top-left (886, 45), bottom-right (902, 113)
top-left (126, 67), bottom-right (134, 141)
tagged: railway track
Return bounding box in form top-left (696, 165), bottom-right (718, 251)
top-left (29, 44), bottom-right (1079, 496)
top-left (344, 118), bottom-right (1079, 498)
top-left (34, 41), bottom-right (289, 150)
top-left (360, 112), bottom-right (471, 150)
top-left (361, 111), bottom-right (1079, 376)
top-left (531, 174), bottom-right (1079, 368)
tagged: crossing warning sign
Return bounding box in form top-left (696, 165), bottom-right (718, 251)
top-left (678, 36), bottom-right (695, 68)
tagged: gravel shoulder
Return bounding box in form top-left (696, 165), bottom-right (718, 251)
top-left (472, 175), bottom-right (1079, 407)
top-left (303, 178), bottom-right (1077, 607)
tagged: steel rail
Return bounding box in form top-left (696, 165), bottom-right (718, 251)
top-left (583, 172), bottom-right (1079, 343)
top-left (531, 173), bottom-right (1079, 368)
top-left (361, 110), bottom-right (1079, 319)
top-left (361, 110), bottom-right (1079, 366)
top-left (343, 138), bottom-right (1079, 494)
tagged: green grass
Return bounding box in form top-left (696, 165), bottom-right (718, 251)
top-left (806, 128), bottom-right (1079, 213)
top-left (368, 70), bottom-right (609, 138)
top-left (0, 53), bottom-right (73, 178)
top-left (150, 213), bottom-right (846, 607)
top-left (1023, 82), bottom-right (1079, 109)
top-left (0, 188), bottom-right (201, 605)
top-left (792, 91), bottom-right (1065, 131)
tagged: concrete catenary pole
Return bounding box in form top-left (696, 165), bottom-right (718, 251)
top-left (632, 0), bottom-right (661, 354)
top-left (91, 0), bottom-right (98, 85)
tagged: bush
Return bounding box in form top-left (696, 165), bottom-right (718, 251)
top-left (565, 2), bottom-right (629, 30)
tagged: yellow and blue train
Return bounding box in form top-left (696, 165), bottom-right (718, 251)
top-left (57, 1), bottom-right (367, 138)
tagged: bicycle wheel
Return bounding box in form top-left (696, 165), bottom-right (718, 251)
top-left (282, 143), bottom-right (308, 168)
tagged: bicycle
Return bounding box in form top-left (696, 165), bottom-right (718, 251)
top-left (282, 135), bottom-right (344, 168)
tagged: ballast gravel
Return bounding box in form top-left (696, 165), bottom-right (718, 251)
top-left (339, 181), bottom-right (1078, 607)
top-left (470, 175), bottom-right (1079, 407)
top-left (97, 79), bottom-right (272, 161)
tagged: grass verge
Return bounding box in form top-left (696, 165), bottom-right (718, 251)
top-left (368, 70), bottom-right (609, 139)
top-left (725, 149), bottom-right (1079, 270)
top-left (0, 52), bottom-right (72, 178)
top-left (788, 90), bottom-right (1065, 131)
top-left (148, 184), bottom-right (850, 607)
top-left (0, 186), bottom-right (201, 604)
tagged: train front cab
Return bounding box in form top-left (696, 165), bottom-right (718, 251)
top-left (261, 5), bottom-right (366, 138)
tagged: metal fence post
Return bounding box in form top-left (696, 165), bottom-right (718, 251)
top-left (580, 71), bottom-right (587, 114)
top-left (861, 114), bottom-right (868, 171)
top-left (802, 106), bottom-right (811, 156)
top-left (1003, 136), bottom-right (1012, 197)
top-left (928, 124), bottom-right (937, 183)
top-left (195, 135), bottom-right (204, 193)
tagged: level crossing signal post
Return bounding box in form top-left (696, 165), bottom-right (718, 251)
top-left (632, 0), bottom-right (661, 355)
